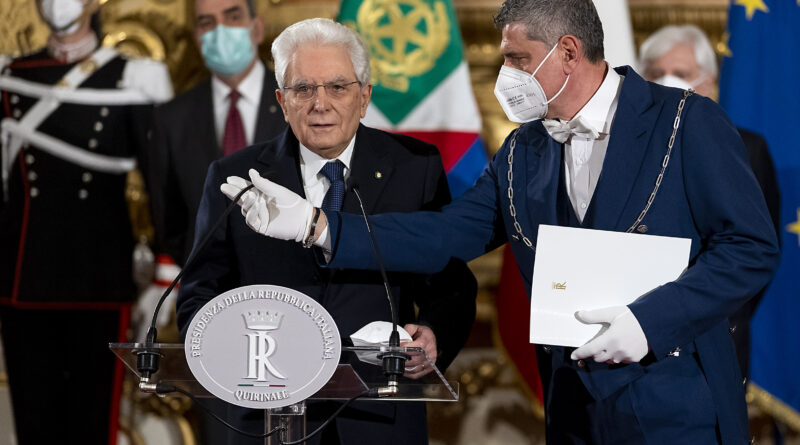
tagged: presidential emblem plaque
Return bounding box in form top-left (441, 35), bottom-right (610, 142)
top-left (110, 284), bottom-right (459, 444)
top-left (184, 284), bottom-right (342, 409)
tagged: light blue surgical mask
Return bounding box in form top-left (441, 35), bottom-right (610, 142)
top-left (201, 25), bottom-right (254, 76)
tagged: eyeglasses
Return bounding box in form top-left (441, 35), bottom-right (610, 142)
top-left (282, 80), bottom-right (362, 101)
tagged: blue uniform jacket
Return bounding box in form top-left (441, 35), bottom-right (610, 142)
top-left (327, 67), bottom-right (779, 443)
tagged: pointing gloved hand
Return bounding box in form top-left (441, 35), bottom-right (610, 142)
top-left (571, 306), bottom-right (649, 364)
top-left (220, 169), bottom-right (314, 243)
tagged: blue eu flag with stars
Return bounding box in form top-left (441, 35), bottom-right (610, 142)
top-left (719, 0), bottom-right (800, 426)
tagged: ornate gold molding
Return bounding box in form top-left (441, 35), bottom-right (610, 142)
top-left (629, 0), bottom-right (729, 57)
top-left (747, 382), bottom-right (800, 432)
top-left (0, 0), bottom-right (50, 57)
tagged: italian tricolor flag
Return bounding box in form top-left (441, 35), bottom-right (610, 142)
top-left (339, 0), bottom-right (487, 197)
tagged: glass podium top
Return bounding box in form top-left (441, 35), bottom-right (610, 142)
top-left (110, 343), bottom-right (458, 402)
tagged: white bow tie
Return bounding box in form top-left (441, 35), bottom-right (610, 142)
top-left (542, 116), bottom-right (600, 143)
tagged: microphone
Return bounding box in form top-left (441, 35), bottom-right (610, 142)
top-left (347, 181), bottom-right (408, 394)
top-left (136, 183), bottom-right (255, 392)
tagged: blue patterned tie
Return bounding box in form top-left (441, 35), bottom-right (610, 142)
top-left (320, 160), bottom-right (345, 213)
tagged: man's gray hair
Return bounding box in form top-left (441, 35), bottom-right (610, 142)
top-left (271, 18), bottom-right (370, 89)
top-left (493, 0), bottom-right (604, 63)
top-left (638, 25), bottom-right (718, 78)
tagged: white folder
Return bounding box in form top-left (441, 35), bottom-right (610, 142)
top-left (529, 225), bottom-right (691, 347)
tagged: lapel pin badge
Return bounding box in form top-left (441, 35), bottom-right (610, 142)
top-left (374, 171), bottom-right (383, 179)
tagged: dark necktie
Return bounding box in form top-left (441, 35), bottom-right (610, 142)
top-left (222, 90), bottom-right (246, 156)
top-left (320, 160), bottom-right (345, 213)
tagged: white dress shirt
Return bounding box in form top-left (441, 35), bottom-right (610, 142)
top-left (211, 60), bottom-right (265, 148)
top-left (548, 66), bottom-right (623, 222)
top-left (298, 137), bottom-right (356, 207)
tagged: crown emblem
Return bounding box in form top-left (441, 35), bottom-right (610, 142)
top-left (242, 310), bottom-right (283, 330)
top-left (551, 281), bottom-right (567, 290)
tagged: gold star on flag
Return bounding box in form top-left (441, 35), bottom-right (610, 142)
top-left (735, 0), bottom-right (769, 20)
top-left (787, 209), bottom-right (800, 247)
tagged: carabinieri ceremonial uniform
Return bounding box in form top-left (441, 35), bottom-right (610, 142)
top-left (0, 44), bottom-right (171, 444)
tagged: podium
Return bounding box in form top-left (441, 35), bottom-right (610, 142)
top-left (110, 342), bottom-right (459, 444)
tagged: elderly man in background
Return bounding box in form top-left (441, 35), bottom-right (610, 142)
top-left (639, 24), bottom-right (781, 380)
top-left (177, 18), bottom-right (476, 445)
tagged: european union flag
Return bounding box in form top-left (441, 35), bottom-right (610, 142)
top-left (719, 0), bottom-right (800, 427)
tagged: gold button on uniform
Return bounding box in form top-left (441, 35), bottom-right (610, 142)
top-left (27, 171), bottom-right (37, 181)
top-left (82, 172), bottom-right (93, 183)
top-left (88, 138), bottom-right (98, 149)
top-left (577, 359), bottom-right (585, 368)
top-left (30, 186), bottom-right (39, 197)
top-left (94, 121), bottom-right (103, 132)
top-left (78, 189), bottom-right (89, 200)
top-left (269, 105), bottom-right (277, 113)
top-left (25, 154), bottom-right (35, 165)
top-left (10, 94), bottom-right (19, 104)
top-left (100, 107), bottom-right (109, 117)
top-left (637, 225), bottom-right (648, 233)
top-left (12, 109), bottom-right (21, 118)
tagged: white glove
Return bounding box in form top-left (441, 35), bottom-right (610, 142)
top-left (571, 306), bottom-right (649, 364)
top-left (220, 169), bottom-right (314, 243)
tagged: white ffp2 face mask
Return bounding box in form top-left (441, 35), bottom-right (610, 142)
top-left (40, 0), bottom-right (85, 35)
top-left (652, 73), bottom-right (707, 91)
top-left (493, 43), bottom-right (570, 123)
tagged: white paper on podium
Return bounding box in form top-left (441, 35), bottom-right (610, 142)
top-left (530, 225), bottom-right (691, 347)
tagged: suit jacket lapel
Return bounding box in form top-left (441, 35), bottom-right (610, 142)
top-left (194, 80), bottom-right (220, 165)
top-left (255, 127), bottom-right (305, 198)
top-left (589, 67), bottom-right (662, 231)
top-left (345, 125), bottom-right (393, 214)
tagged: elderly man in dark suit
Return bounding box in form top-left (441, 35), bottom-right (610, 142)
top-left (176, 18), bottom-right (477, 445)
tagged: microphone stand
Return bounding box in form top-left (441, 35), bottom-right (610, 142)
top-left (350, 186), bottom-right (409, 395)
top-left (136, 184), bottom-right (255, 392)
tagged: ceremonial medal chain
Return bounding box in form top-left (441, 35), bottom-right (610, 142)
top-left (505, 89), bottom-right (694, 251)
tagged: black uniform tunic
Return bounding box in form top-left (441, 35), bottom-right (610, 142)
top-left (0, 48), bottom-right (157, 445)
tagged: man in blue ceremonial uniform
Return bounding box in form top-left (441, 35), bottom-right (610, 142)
top-left (220, 1), bottom-right (779, 443)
